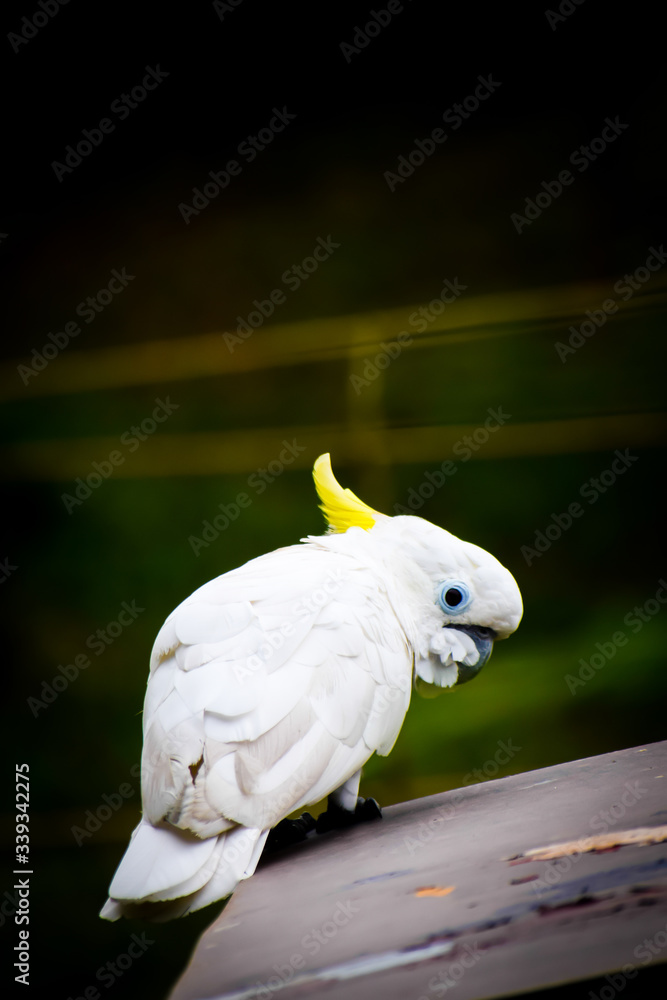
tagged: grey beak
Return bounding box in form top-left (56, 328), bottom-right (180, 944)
top-left (443, 624), bottom-right (495, 685)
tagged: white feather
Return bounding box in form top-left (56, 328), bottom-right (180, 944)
top-left (108, 820), bottom-right (218, 901)
top-left (172, 600), bottom-right (254, 646)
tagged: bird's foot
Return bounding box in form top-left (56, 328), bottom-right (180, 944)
top-left (316, 796), bottom-right (382, 834)
top-left (264, 812), bottom-right (317, 854)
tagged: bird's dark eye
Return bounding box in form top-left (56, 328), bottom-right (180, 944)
top-left (437, 580), bottom-right (472, 614)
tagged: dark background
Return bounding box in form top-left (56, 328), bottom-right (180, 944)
top-left (1, 2), bottom-right (665, 997)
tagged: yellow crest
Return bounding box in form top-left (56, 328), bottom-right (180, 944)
top-left (313, 454), bottom-right (385, 533)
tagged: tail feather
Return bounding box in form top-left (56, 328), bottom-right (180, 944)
top-left (107, 820), bottom-right (218, 901)
top-left (100, 820), bottom-right (267, 921)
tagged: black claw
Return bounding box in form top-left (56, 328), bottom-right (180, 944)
top-left (355, 796), bottom-right (382, 821)
top-left (315, 802), bottom-right (348, 834)
top-left (316, 796), bottom-right (383, 834)
top-left (264, 812), bottom-right (316, 853)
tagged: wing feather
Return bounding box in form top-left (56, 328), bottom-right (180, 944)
top-left (203, 660), bottom-right (312, 743)
top-left (172, 600), bottom-right (255, 646)
top-left (140, 542), bottom-right (412, 839)
top-left (175, 660), bottom-right (265, 716)
top-left (309, 657), bottom-right (377, 744)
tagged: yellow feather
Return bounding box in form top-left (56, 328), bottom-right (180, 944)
top-left (312, 454), bottom-right (384, 533)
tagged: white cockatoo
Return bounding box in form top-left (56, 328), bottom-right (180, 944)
top-left (101, 454), bottom-right (522, 920)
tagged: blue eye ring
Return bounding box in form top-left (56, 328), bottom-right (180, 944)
top-left (437, 580), bottom-right (472, 614)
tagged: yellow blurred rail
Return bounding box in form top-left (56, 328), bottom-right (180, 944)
top-left (2, 413), bottom-right (665, 480)
top-left (2, 279), bottom-right (666, 401)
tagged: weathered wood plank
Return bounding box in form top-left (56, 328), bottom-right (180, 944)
top-left (170, 742), bottom-right (667, 999)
